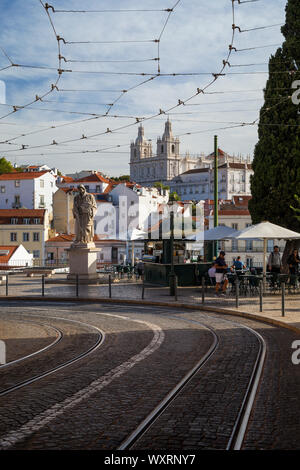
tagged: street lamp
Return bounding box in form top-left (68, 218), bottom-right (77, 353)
top-left (169, 193), bottom-right (176, 296)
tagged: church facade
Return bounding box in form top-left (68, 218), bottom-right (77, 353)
top-left (130, 120), bottom-right (197, 186)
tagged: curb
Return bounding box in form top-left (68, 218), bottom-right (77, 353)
top-left (1, 295), bottom-right (300, 336)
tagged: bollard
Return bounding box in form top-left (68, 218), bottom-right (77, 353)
top-left (108, 274), bottom-right (112, 298)
top-left (5, 275), bottom-right (8, 297)
top-left (174, 275), bottom-right (178, 301)
top-left (235, 277), bottom-right (239, 309)
top-left (76, 274), bottom-right (79, 297)
top-left (281, 282), bottom-right (285, 317)
top-left (142, 278), bottom-right (145, 300)
top-left (259, 280), bottom-right (263, 312)
top-left (202, 276), bottom-right (205, 304)
top-left (42, 275), bottom-right (45, 297)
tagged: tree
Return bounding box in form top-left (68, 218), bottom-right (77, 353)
top-left (111, 175), bottom-right (130, 182)
top-left (153, 181), bottom-right (170, 191)
top-left (0, 157), bottom-right (15, 174)
top-left (248, 0), bottom-right (300, 267)
top-left (291, 194), bottom-right (300, 222)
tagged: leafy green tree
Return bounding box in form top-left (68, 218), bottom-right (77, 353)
top-left (248, 0), bottom-right (300, 265)
top-left (291, 194), bottom-right (300, 222)
top-left (111, 175), bottom-right (130, 182)
top-left (0, 157), bottom-right (15, 174)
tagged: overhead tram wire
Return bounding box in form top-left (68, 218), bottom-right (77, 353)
top-left (4, 0), bottom-right (278, 157)
top-left (1, 0), bottom-right (183, 143)
top-left (0, 0), bottom-right (245, 154)
top-left (0, 0), bottom-right (62, 122)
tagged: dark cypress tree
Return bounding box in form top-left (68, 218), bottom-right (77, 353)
top-left (248, 0), bottom-right (300, 264)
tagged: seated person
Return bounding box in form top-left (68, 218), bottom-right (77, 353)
top-left (208, 263), bottom-right (216, 285)
top-left (231, 256), bottom-right (246, 271)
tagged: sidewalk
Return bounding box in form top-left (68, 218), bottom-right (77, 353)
top-left (0, 274), bottom-right (299, 334)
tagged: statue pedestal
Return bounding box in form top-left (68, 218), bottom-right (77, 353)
top-left (67, 242), bottom-right (100, 282)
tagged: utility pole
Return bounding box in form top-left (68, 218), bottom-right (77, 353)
top-left (214, 135), bottom-right (218, 258)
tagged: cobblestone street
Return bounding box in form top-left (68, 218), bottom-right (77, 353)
top-left (0, 300), bottom-right (300, 451)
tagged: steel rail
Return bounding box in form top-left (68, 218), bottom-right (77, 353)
top-left (0, 318), bottom-right (62, 369)
top-left (118, 316), bottom-right (219, 450)
top-left (0, 315), bottom-right (105, 397)
top-left (117, 310), bottom-right (266, 451)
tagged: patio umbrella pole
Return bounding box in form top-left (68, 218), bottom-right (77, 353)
top-left (263, 238), bottom-right (267, 294)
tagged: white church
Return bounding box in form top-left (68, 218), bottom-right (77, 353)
top-left (129, 120), bottom-right (253, 201)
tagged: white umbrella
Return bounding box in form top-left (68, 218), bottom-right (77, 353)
top-left (227, 221), bottom-right (300, 290)
top-left (186, 225), bottom-right (239, 242)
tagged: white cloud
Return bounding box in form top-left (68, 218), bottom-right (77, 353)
top-left (0, 0), bottom-right (287, 175)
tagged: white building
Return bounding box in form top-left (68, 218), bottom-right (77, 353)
top-left (56, 171), bottom-right (112, 194)
top-left (0, 171), bottom-right (57, 214)
top-left (0, 244), bottom-right (33, 268)
top-left (170, 160), bottom-right (253, 202)
top-left (130, 120), bottom-right (198, 186)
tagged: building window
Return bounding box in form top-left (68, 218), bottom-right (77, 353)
top-left (14, 195), bottom-right (20, 206)
top-left (246, 240), bottom-right (253, 251)
top-left (84, 185), bottom-right (89, 192)
top-left (232, 239), bottom-right (238, 251)
top-left (33, 232), bottom-right (40, 242)
top-left (23, 233), bottom-right (29, 242)
top-left (15, 180), bottom-right (20, 187)
top-left (0, 186), bottom-right (5, 193)
top-left (96, 185), bottom-right (101, 193)
top-left (39, 195), bottom-right (45, 207)
top-left (33, 218), bottom-right (41, 224)
top-left (161, 145), bottom-right (164, 154)
top-left (232, 223), bottom-right (238, 231)
top-left (33, 250), bottom-right (40, 258)
top-left (23, 218), bottom-right (30, 224)
top-left (40, 180), bottom-right (44, 188)
top-left (172, 144), bottom-right (175, 153)
top-left (10, 218), bottom-right (18, 224)
top-left (10, 233), bottom-right (17, 242)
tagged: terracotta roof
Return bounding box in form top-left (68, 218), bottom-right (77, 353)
top-left (103, 182), bottom-right (116, 193)
top-left (46, 233), bottom-right (126, 244)
top-left (61, 176), bottom-right (74, 183)
top-left (46, 234), bottom-right (75, 243)
top-left (219, 210), bottom-right (250, 216)
top-left (0, 171), bottom-right (51, 180)
top-left (0, 246), bottom-right (18, 263)
top-left (0, 209), bottom-right (45, 224)
top-left (76, 172), bottom-right (111, 184)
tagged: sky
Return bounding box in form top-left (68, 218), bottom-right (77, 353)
top-left (0, 0), bottom-right (288, 177)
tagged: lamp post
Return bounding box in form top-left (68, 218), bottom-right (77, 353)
top-left (169, 194), bottom-right (176, 296)
top-left (213, 135), bottom-right (218, 258)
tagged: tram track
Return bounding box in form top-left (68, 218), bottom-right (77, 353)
top-left (0, 315), bottom-right (105, 398)
top-left (118, 310), bottom-right (266, 451)
top-left (0, 303), bottom-right (291, 451)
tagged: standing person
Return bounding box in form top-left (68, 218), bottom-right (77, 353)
top-left (137, 260), bottom-right (144, 279)
top-left (214, 251), bottom-right (229, 296)
top-left (287, 249), bottom-right (300, 275)
top-left (267, 245), bottom-right (282, 273)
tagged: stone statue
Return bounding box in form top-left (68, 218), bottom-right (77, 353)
top-left (73, 184), bottom-right (97, 244)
